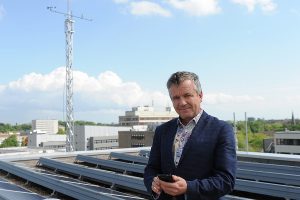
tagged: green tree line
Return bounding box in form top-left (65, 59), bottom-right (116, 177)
top-left (231, 119), bottom-right (300, 152)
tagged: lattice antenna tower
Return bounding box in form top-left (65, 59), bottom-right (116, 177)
top-left (47, 0), bottom-right (92, 152)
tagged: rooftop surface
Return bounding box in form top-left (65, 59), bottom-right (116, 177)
top-left (0, 147), bottom-right (300, 200)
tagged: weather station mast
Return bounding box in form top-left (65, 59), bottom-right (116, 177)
top-left (47, 1), bottom-right (92, 152)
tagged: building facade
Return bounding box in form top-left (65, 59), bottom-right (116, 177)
top-left (274, 130), bottom-right (300, 155)
top-left (74, 125), bottom-right (131, 151)
top-left (119, 106), bottom-right (178, 126)
top-left (118, 130), bottom-right (155, 148)
top-left (32, 119), bottom-right (58, 134)
top-left (28, 132), bottom-right (66, 149)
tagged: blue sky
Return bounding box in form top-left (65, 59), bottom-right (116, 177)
top-left (0, 0), bottom-right (300, 124)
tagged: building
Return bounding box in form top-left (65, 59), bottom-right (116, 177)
top-left (74, 125), bottom-right (131, 151)
top-left (274, 130), bottom-right (300, 155)
top-left (118, 125), bottom-right (155, 148)
top-left (28, 131), bottom-right (66, 150)
top-left (119, 105), bottom-right (178, 126)
top-left (32, 119), bottom-right (58, 134)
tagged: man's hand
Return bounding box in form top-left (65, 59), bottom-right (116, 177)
top-left (152, 176), bottom-right (162, 195)
top-left (159, 175), bottom-right (187, 196)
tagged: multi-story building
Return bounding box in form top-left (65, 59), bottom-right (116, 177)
top-left (32, 119), bottom-right (58, 134)
top-left (74, 125), bottom-right (131, 151)
top-left (28, 131), bottom-right (66, 149)
top-left (119, 106), bottom-right (178, 126)
top-left (274, 130), bottom-right (300, 155)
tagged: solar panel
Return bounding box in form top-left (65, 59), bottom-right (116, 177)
top-left (109, 152), bottom-right (148, 164)
top-left (38, 157), bottom-right (148, 195)
top-left (36, 168), bottom-right (146, 200)
top-left (238, 161), bottom-right (300, 175)
top-left (0, 178), bottom-right (46, 200)
top-left (235, 179), bottom-right (300, 199)
top-left (237, 168), bottom-right (300, 186)
top-left (75, 154), bottom-right (145, 174)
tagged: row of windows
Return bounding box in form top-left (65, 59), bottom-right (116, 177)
top-left (94, 147), bottom-right (114, 150)
top-left (131, 135), bottom-right (145, 140)
top-left (131, 143), bottom-right (145, 147)
top-left (94, 139), bottom-right (118, 144)
top-left (276, 139), bottom-right (300, 145)
top-left (121, 117), bottom-right (138, 121)
top-left (39, 144), bottom-right (65, 149)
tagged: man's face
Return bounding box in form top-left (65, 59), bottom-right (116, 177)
top-left (169, 80), bottom-right (202, 125)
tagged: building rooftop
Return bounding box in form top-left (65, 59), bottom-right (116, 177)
top-left (0, 147), bottom-right (300, 200)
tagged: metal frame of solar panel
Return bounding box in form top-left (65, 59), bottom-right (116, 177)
top-left (109, 152), bottom-right (148, 164)
top-left (238, 161), bottom-right (300, 175)
top-left (38, 157), bottom-right (148, 195)
top-left (138, 150), bottom-right (150, 158)
top-left (237, 168), bottom-right (300, 186)
top-left (75, 154), bottom-right (145, 174)
top-left (0, 160), bottom-right (124, 200)
top-left (235, 179), bottom-right (300, 199)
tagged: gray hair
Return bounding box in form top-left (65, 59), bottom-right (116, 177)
top-left (167, 71), bottom-right (202, 94)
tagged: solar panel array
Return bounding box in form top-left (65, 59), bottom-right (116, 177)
top-left (0, 160), bottom-right (134, 200)
top-left (1, 149), bottom-right (300, 200)
top-left (138, 150), bottom-right (300, 199)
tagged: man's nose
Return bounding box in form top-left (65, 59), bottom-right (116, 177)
top-left (178, 97), bottom-right (187, 105)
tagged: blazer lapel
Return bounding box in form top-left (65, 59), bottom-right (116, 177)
top-left (161, 119), bottom-right (178, 170)
top-left (177, 111), bottom-right (208, 166)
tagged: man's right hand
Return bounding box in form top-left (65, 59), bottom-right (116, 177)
top-left (152, 176), bottom-right (162, 195)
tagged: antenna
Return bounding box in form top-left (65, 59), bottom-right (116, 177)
top-left (47, 0), bottom-right (92, 152)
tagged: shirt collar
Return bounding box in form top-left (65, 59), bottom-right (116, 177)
top-left (177, 109), bottom-right (203, 127)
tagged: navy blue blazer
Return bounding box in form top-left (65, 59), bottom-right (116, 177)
top-left (144, 111), bottom-right (236, 200)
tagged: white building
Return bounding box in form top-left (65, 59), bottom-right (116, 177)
top-left (28, 132), bottom-right (66, 149)
top-left (32, 119), bottom-right (58, 134)
top-left (274, 130), bottom-right (300, 155)
top-left (74, 125), bottom-right (131, 151)
top-left (119, 106), bottom-right (178, 126)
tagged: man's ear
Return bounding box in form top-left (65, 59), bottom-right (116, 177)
top-left (199, 91), bottom-right (203, 98)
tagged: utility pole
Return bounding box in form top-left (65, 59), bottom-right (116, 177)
top-left (233, 112), bottom-right (238, 151)
top-left (47, 1), bottom-right (91, 152)
top-left (245, 112), bottom-right (248, 152)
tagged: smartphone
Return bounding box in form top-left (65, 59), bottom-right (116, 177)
top-left (157, 174), bottom-right (174, 182)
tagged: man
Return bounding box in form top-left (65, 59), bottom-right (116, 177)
top-left (144, 71), bottom-right (236, 200)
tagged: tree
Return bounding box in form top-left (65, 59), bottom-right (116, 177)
top-left (0, 135), bottom-right (19, 148)
top-left (57, 128), bottom-right (65, 135)
top-left (21, 137), bottom-right (28, 146)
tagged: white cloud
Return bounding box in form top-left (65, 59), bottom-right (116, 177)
top-left (167, 0), bottom-right (221, 16)
top-left (286, 95), bottom-right (300, 102)
top-left (130, 1), bottom-right (172, 17)
top-left (8, 67), bottom-right (65, 92)
top-left (0, 4), bottom-right (5, 20)
top-left (0, 85), bottom-right (6, 92)
top-left (231, 0), bottom-right (277, 13)
top-left (113, 0), bottom-right (130, 4)
top-left (4, 67), bottom-right (291, 123)
top-left (204, 93), bottom-right (264, 105)
top-left (0, 67), bottom-right (170, 123)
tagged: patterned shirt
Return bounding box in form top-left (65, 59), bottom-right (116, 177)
top-left (173, 110), bottom-right (203, 166)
